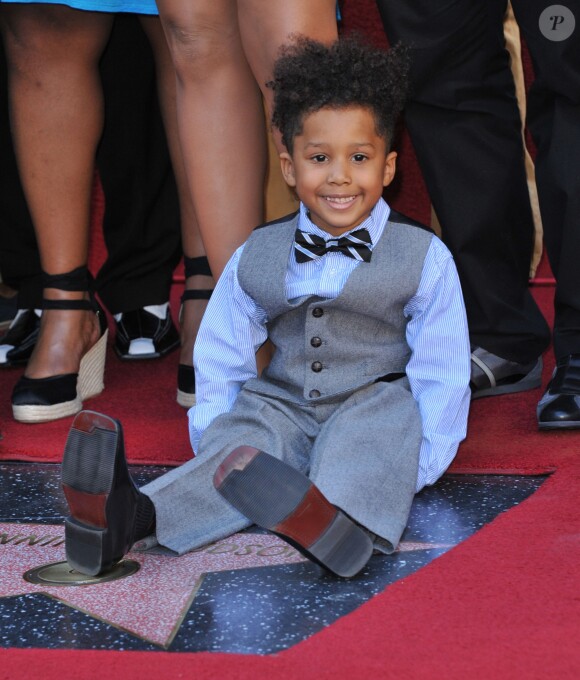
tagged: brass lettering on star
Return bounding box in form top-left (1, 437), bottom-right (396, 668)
top-left (201, 541), bottom-right (301, 558)
top-left (0, 531), bottom-right (64, 547)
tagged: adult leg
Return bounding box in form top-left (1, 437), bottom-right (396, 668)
top-left (1, 5), bottom-right (113, 381)
top-left (0, 39), bottom-right (41, 312)
top-left (155, 0), bottom-right (267, 278)
top-left (95, 15), bottom-right (182, 317)
top-left (376, 0), bottom-right (550, 365)
top-left (238, 0), bottom-right (337, 123)
top-left (512, 0), bottom-right (580, 426)
top-left (0, 38), bottom-right (41, 357)
top-left (139, 15), bottom-right (212, 379)
top-left (512, 0), bottom-right (580, 359)
top-left (94, 15), bottom-right (181, 362)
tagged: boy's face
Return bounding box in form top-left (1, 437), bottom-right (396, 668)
top-left (280, 106), bottom-right (397, 237)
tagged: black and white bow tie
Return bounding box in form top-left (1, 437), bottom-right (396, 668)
top-left (294, 228), bottom-right (372, 263)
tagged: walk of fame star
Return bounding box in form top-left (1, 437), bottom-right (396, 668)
top-left (0, 521), bottom-right (450, 649)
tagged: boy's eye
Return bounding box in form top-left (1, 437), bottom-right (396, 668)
top-left (311, 154), bottom-right (327, 163)
top-left (352, 153), bottom-right (367, 162)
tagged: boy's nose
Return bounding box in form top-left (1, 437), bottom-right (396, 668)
top-left (328, 160), bottom-right (350, 184)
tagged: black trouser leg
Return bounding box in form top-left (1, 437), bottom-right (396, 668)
top-left (376, 0), bottom-right (550, 363)
top-left (95, 14), bottom-right (182, 315)
top-left (512, 0), bottom-right (580, 359)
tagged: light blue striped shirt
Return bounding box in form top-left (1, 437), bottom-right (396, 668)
top-left (190, 198), bottom-right (471, 492)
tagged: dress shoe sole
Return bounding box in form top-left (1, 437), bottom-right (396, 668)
top-left (12, 331), bottom-right (108, 424)
top-left (471, 357), bottom-right (542, 400)
top-left (61, 410), bottom-right (136, 576)
top-left (214, 446), bottom-right (373, 578)
top-left (538, 420), bottom-right (580, 430)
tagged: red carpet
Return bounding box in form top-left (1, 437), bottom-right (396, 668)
top-left (0, 284), bottom-right (562, 475)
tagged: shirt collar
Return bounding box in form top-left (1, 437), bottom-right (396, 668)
top-left (298, 198), bottom-right (391, 248)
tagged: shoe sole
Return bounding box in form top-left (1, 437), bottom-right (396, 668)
top-left (214, 447), bottom-right (373, 578)
top-left (471, 357), bottom-right (543, 400)
top-left (12, 331), bottom-right (108, 423)
top-left (538, 420), bottom-right (580, 430)
top-left (61, 410), bottom-right (130, 576)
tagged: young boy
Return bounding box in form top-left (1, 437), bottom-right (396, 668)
top-left (61, 37), bottom-right (471, 579)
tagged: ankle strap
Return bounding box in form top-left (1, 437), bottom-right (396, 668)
top-left (184, 256), bottom-right (212, 278)
top-left (42, 266), bottom-right (94, 311)
top-left (42, 266), bottom-right (91, 292)
top-left (181, 289), bottom-right (212, 303)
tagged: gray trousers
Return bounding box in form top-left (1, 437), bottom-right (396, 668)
top-left (142, 379), bottom-right (422, 555)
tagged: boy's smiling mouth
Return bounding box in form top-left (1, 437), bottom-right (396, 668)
top-left (323, 195), bottom-right (359, 208)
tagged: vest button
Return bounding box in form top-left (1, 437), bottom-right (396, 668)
top-left (311, 361), bottom-right (323, 372)
top-left (309, 389), bottom-right (321, 398)
top-left (310, 336), bottom-right (322, 348)
top-left (312, 307), bottom-right (324, 318)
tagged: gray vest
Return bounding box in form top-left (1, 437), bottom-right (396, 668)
top-left (238, 212), bottom-right (433, 404)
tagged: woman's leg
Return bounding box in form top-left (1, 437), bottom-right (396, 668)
top-left (139, 15), bottom-right (212, 368)
top-left (0, 5), bottom-right (114, 379)
top-left (238, 0), bottom-right (337, 126)
top-left (155, 0), bottom-right (267, 279)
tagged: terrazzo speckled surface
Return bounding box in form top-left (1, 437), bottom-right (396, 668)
top-left (0, 462), bottom-right (544, 653)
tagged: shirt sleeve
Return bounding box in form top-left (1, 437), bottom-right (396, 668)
top-left (188, 247), bottom-right (268, 453)
top-left (404, 237), bottom-right (471, 492)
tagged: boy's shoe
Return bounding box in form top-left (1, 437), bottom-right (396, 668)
top-left (214, 446), bottom-right (373, 578)
top-left (114, 303), bottom-right (179, 360)
top-left (61, 410), bottom-right (140, 576)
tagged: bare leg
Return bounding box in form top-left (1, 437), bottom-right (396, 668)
top-left (240, 1), bottom-right (337, 374)
top-left (1, 5), bottom-right (113, 378)
top-left (139, 16), bottom-right (212, 367)
top-left (239, 0), bottom-right (338, 150)
top-left (155, 0), bottom-right (267, 279)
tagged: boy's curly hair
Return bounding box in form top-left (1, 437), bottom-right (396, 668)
top-left (268, 35), bottom-right (410, 152)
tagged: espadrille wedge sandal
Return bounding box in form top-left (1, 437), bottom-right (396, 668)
top-left (11, 266), bottom-right (108, 424)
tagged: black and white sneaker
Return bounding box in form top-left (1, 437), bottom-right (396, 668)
top-left (0, 309), bottom-right (41, 367)
top-left (114, 303), bottom-right (179, 360)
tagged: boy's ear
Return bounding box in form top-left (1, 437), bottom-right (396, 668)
top-left (383, 151), bottom-right (398, 187)
top-left (280, 152), bottom-right (297, 187)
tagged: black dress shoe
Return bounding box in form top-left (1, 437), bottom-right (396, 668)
top-left (114, 304), bottom-right (179, 360)
top-left (214, 446), bottom-right (373, 578)
top-left (0, 309), bottom-right (41, 367)
top-left (470, 346), bottom-right (542, 399)
top-left (61, 410), bottom-right (140, 576)
top-left (537, 354), bottom-right (580, 430)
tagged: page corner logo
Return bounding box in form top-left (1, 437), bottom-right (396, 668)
top-left (539, 5), bottom-right (576, 41)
